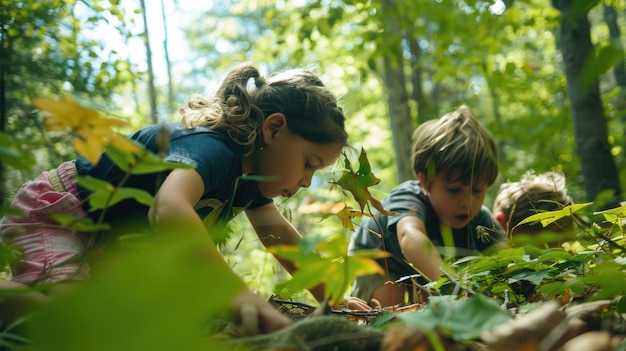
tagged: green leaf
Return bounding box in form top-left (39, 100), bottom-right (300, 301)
top-left (105, 144), bottom-right (195, 175)
top-left (0, 206), bottom-right (22, 218)
top-left (594, 203), bottom-right (626, 226)
top-left (88, 187), bottom-right (154, 211)
top-left (27, 237), bottom-right (239, 351)
top-left (516, 202), bottom-right (592, 228)
top-left (580, 261), bottom-right (626, 300)
top-left (581, 42), bottom-right (625, 92)
top-left (616, 296), bottom-right (626, 314)
top-left (508, 268), bottom-right (551, 286)
top-left (537, 249), bottom-right (572, 263)
top-left (464, 247), bottom-right (527, 274)
top-left (397, 294), bottom-right (513, 341)
top-left (77, 176), bottom-right (115, 193)
top-left (331, 149), bottom-right (393, 215)
top-left (50, 213), bottom-right (110, 233)
top-left (78, 175), bottom-right (154, 211)
top-left (270, 234), bottom-right (387, 305)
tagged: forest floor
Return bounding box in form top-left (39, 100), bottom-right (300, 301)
top-left (214, 295), bottom-right (626, 351)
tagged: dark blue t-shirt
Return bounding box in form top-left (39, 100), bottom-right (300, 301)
top-left (348, 180), bottom-right (506, 281)
top-left (75, 122), bottom-right (271, 234)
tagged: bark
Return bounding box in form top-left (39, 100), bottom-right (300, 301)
top-left (381, 0), bottom-right (414, 183)
top-left (551, 0), bottom-right (622, 208)
top-left (140, 0), bottom-right (159, 123)
top-left (603, 3), bottom-right (626, 171)
top-left (0, 8), bottom-right (8, 207)
top-left (408, 38), bottom-right (426, 124)
top-left (160, 0), bottom-right (175, 113)
top-left (603, 4), bottom-right (626, 86)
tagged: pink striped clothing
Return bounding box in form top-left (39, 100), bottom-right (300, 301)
top-left (0, 161), bottom-right (90, 286)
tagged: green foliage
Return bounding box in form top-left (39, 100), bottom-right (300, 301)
top-left (331, 149), bottom-right (389, 214)
top-left (26, 236), bottom-right (240, 351)
top-left (269, 151), bottom-right (393, 305)
top-left (270, 234), bottom-right (388, 305)
top-left (395, 294), bottom-right (514, 341)
top-left (516, 202), bottom-right (592, 229)
top-left (582, 41), bottom-right (626, 91)
top-left (0, 132), bottom-right (35, 172)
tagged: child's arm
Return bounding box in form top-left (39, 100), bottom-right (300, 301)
top-left (396, 215), bottom-right (452, 281)
top-left (246, 204), bottom-right (325, 302)
top-left (150, 169), bottom-right (292, 333)
top-left (150, 168), bottom-right (210, 238)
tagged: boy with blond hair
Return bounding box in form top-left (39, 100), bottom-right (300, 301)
top-left (348, 105), bottom-right (508, 307)
top-left (493, 171), bottom-right (573, 238)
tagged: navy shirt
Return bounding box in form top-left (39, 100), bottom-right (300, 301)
top-left (348, 180), bottom-right (506, 281)
top-left (75, 122), bottom-right (271, 235)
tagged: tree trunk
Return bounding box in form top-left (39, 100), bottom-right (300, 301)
top-left (603, 3), bottom-right (626, 173)
top-left (408, 38), bottom-right (426, 124)
top-left (603, 4), bottom-right (626, 86)
top-left (159, 0), bottom-right (175, 114)
top-left (551, 0), bottom-right (622, 208)
top-left (140, 0), bottom-right (158, 123)
top-left (381, 0), bottom-right (414, 183)
top-left (0, 10), bottom-right (9, 207)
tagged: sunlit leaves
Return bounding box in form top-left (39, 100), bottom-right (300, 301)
top-left (269, 234), bottom-right (389, 305)
top-left (515, 202), bottom-right (592, 229)
top-left (321, 204), bottom-right (370, 231)
top-left (331, 149), bottom-right (395, 215)
top-left (594, 203), bottom-right (626, 227)
top-left (78, 176), bottom-right (153, 211)
top-left (105, 143), bottom-right (195, 175)
top-left (270, 148), bottom-right (397, 303)
top-left (31, 96), bottom-right (140, 164)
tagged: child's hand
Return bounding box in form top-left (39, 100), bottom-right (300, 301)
top-left (231, 289), bottom-right (293, 335)
top-left (345, 296), bottom-right (373, 310)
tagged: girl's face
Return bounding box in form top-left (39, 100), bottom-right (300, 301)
top-left (419, 172), bottom-right (488, 229)
top-left (248, 114), bottom-right (343, 199)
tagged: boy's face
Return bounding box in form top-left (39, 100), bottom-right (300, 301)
top-left (419, 172), bottom-right (489, 229)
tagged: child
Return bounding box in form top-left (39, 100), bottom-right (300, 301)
top-left (493, 171), bottom-right (573, 238)
top-left (0, 63), bottom-right (348, 334)
top-left (347, 105), bottom-right (508, 308)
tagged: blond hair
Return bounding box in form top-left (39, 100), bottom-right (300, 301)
top-left (493, 171), bottom-right (572, 234)
top-left (411, 105), bottom-right (498, 187)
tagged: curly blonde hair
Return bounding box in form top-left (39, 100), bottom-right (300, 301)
top-left (411, 105), bottom-right (498, 187)
top-left (493, 171), bottom-right (573, 234)
top-left (179, 63), bottom-right (348, 156)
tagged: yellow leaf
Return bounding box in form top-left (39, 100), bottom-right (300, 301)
top-left (110, 134), bottom-right (141, 154)
top-left (321, 204), bottom-right (364, 230)
top-left (594, 203), bottom-right (626, 225)
top-left (352, 258), bottom-right (385, 276)
top-left (33, 96), bottom-right (103, 131)
top-left (73, 138), bottom-right (103, 165)
top-left (516, 202), bottom-right (592, 228)
top-left (32, 96), bottom-right (133, 165)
